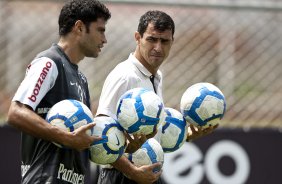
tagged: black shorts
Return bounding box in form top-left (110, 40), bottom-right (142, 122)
top-left (97, 168), bottom-right (166, 184)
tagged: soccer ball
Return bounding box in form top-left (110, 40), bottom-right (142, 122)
top-left (180, 82), bottom-right (226, 128)
top-left (160, 107), bottom-right (188, 153)
top-left (89, 116), bottom-right (126, 165)
top-left (125, 138), bottom-right (164, 172)
top-left (46, 99), bottom-right (94, 147)
top-left (116, 88), bottom-right (165, 135)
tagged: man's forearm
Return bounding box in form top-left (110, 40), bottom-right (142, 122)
top-left (111, 155), bottom-right (137, 179)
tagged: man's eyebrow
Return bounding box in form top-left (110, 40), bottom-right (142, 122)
top-left (147, 36), bottom-right (172, 41)
top-left (98, 27), bottom-right (106, 32)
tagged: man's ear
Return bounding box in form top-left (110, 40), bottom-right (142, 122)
top-left (74, 20), bottom-right (84, 34)
top-left (135, 31), bottom-right (141, 44)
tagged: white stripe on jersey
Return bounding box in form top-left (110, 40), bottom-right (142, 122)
top-left (12, 57), bottom-right (58, 110)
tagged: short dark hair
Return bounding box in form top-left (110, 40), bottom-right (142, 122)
top-left (58, 0), bottom-right (111, 36)
top-left (137, 10), bottom-right (175, 38)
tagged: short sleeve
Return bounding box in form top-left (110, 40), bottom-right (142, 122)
top-left (96, 73), bottom-right (129, 120)
top-left (12, 57), bottom-right (58, 110)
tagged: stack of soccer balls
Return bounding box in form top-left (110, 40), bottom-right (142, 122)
top-left (46, 82), bottom-right (226, 166)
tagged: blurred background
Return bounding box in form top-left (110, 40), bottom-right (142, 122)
top-left (0, 0), bottom-right (282, 183)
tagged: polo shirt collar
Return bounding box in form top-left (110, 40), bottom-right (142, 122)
top-left (129, 53), bottom-right (161, 79)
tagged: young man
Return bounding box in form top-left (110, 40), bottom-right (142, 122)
top-left (7, 0), bottom-right (111, 183)
top-left (96, 10), bottom-right (217, 184)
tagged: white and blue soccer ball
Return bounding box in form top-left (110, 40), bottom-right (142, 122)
top-left (116, 88), bottom-right (165, 135)
top-left (160, 107), bottom-right (188, 153)
top-left (125, 138), bottom-right (164, 172)
top-left (46, 99), bottom-right (94, 147)
top-left (180, 82), bottom-right (226, 128)
top-left (90, 116), bottom-right (126, 165)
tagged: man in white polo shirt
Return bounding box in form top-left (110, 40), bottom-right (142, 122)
top-left (96, 10), bottom-right (217, 184)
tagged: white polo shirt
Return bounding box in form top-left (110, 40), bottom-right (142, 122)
top-left (96, 53), bottom-right (163, 119)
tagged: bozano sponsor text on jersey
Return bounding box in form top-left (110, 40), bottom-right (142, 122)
top-left (28, 61), bottom-right (52, 102)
